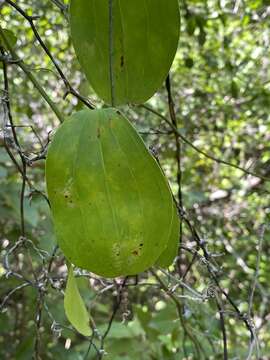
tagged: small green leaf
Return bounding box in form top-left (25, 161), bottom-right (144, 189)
top-left (0, 28), bottom-right (17, 49)
top-left (64, 266), bottom-right (91, 337)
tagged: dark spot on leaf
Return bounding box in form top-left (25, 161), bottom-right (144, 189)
top-left (65, 195), bottom-right (69, 199)
top-left (97, 127), bottom-right (101, 138)
top-left (132, 250), bottom-right (139, 256)
top-left (116, 110), bottom-right (121, 115)
top-left (139, 243), bottom-right (143, 247)
top-left (120, 55), bottom-right (124, 67)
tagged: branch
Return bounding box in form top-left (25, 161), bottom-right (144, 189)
top-left (150, 269), bottom-right (204, 358)
top-left (248, 225), bottom-right (265, 317)
top-left (5, 0), bottom-right (95, 110)
top-left (215, 296), bottom-right (228, 360)
top-left (50, 0), bottom-right (68, 15)
top-left (0, 27), bottom-right (64, 123)
top-left (165, 75), bottom-right (183, 276)
top-left (98, 277), bottom-right (128, 359)
top-left (0, 282), bottom-right (30, 311)
top-left (141, 104), bottom-right (270, 182)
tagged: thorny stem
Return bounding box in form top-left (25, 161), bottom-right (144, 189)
top-left (166, 74), bottom-right (183, 277)
top-left (181, 210), bottom-right (256, 342)
top-left (215, 296), bottom-right (228, 360)
top-left (150, 269), bottom-right (204, 358)
top-left (98, 277), bottom-right (128, 359)
top-left (0, 27), bottom-right (64, 123)
top-left (141, 104), bottom-right (270, 182)
top-left (4, 0), bottom-right (95, 110)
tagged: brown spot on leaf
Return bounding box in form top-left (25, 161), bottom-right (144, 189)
top-left (97, 127), bottom-right (101, 138)
top-left (132, 250), bottom-right (139, 256)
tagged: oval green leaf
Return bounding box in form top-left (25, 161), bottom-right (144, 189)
top-left (64, 266), bottom-right (91, 337)
top-left (70, 0), bottom-right (180, 105)
top-left (46, 108), bottom-right (179, 277)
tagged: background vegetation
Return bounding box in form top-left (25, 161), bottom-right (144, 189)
top-left (0, 0), bottom-right (270, 359)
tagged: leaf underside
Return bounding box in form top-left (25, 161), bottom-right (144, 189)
top-left (46, 108), bottom-right (179, 277)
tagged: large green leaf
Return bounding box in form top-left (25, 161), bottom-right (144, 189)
top-left (46, 108), bottom-right (179, 277)
top-left (70, 0), bottom-right (180, 105)
top-left (64, 266), bottom-right (91, 337)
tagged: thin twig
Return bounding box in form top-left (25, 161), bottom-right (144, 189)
top-left (215, 296), bottom-right (228, 360)
top-left (5, 0), bottom-right (95, 109)
top-left (98, 277), bottom-right (128, 359)
top-left (141, 104), bottom-right (270, 182)
top-left (0, 27), bottom-right (64, 122)
top-left (0, 283), bottom-right (30, 311)
top-left (248, 225), bottom-right (265, 318)
top-left (150, 269), bottom-right (204, 358)
top-left (165, 75), bottom-right (183, 276)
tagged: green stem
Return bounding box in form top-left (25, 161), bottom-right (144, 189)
top-left (0, 27), bottom-right (64, 123)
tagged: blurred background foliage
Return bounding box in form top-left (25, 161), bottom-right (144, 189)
top-left (0, 0), bottom-right (270, 359)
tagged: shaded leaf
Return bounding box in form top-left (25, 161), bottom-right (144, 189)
top-left (64, 266), bottom-right (91, 337)
top-left (70, 0), bottom-right (180, 105)
top-left (0, 28), bottom-right (17, 49)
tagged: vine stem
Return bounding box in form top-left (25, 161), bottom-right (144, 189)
top-left (165, 74), bottom-right (183, 277)
top-left (0, 26), bottom-right (64, 123)
top-left (4, 0), bottom-right (95, 110)
top-left (150, 269), bottom-right (204, 358)
top-left (141, 104), bottom-right (270, 182)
